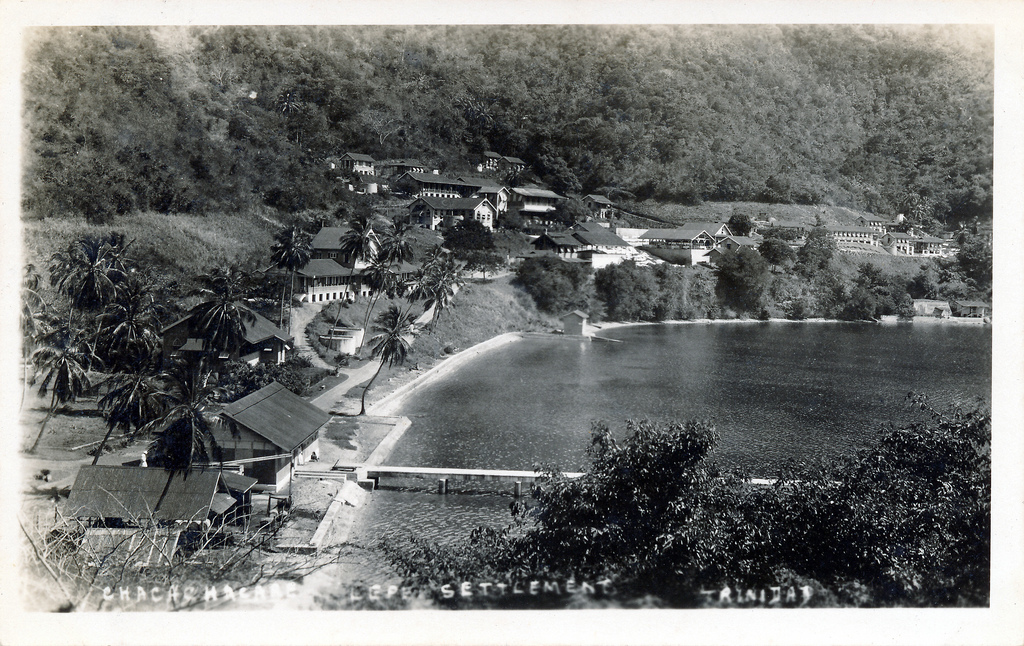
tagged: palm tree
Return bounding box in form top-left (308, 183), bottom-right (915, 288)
top-left (335, 214), bottom-right (382, 332)
top-left (359, 257), bottom-right (402, 333)
top-left (408, 248), bottom-right (464, 330)
top-left (97, 273), bottom-right (162, 372)
top-left (269, 226), bottom-right (313, 333)
top-left (94, 367), bottom-right (162, 465)
top-left (338, 214), bottom-right (381, 269)
top-left (48, 234), bottom-right (130, 318)
top-left (28, 325), bottom-right (94, 453)
top-left (144, 358), bottom-right (223, 513)
top-left (21, 264), bottom-right (48, 411)
top-left (378, 220), bottom-right (415, 267)
top-left (359, 305), bottom-right (416, 415)
top-left (191, 268), bottom-right (258, 358)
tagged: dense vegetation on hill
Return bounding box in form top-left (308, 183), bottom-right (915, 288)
top-left (24, 25), bottom-right (992, 231)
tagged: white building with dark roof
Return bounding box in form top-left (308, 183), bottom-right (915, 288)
top-left (336, 152), bottom-right (376, 175)
top-left (408, 196), bottom-right (498, 230)
top-left (215, 382), bottom-right (331, 492)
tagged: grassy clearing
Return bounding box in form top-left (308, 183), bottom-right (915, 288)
top-left (22, 211), bottom-right (284, 289)
top-left (411, 275), bottom-right (557, 360)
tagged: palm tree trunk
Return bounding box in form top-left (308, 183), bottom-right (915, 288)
top-left (28, 390), bottom-right (57, 453)
top-left (92, 425), bottom-right (117, 466)
top-left (152, 470), bottom-right (175, 517)
top-left (287, 269), bottom-right (296, 334)
top-left (278, 281), bottom-right (287, 329)
top-left (359, 360), bottom-right (386, 416)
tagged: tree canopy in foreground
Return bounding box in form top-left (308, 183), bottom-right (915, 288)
top-left (380, 396), bottom-right (990, 608)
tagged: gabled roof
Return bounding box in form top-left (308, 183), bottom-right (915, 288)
top-left (297, 259), bottom-right (360, 278)
top-left (399, 171), bottom-right (470, 186)
top-left (585, 194), bottom-right (614, 205)
top-left (483, 151), bottom-right (502, 159)
top-left (357, 174), bottom-right (387, 184)
top-left (456, 176), bottom-right (507, 191)
top-left (511, 187), bottom-right (564, 200)
top-left (161, 304), bottom-right (290, 346)
top-left (311, 226), bottom-right (353, 251)
top-left (67, 466), bottom-right (223, 521)
top-left (883, 232), bottom-right (914, 240)
top-left (219, 382), bottom-right (331, 452)
top-left (857, 214), bottom-right (889, 222)
top-left (914, 236), bottom-right (945, 243)
top-left (954, 300), bottom-right (990, 308)
top-left (570, 222), bottom-right (630, 247)
top-left (501, 156), bottom-right (526, 165)
top-left (219, 471), bottom-right (258, 493)
top-left (720, 235), bottom-right (760, 247)
top-left (533, 232), bottom-right (582, 248)
top-left (564, 310), bottom-right (588, 320)
top-left (640, 227), bottom-right (716, 241)
top-left (342, 152), bottom-right (375, 162)
top-left (411, 196), bottom-right (493, 211)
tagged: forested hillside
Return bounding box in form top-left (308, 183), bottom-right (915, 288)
top-left (23, 25), bottom-right (992, 229)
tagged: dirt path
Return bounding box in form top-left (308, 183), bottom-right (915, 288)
top-left (289, 301), bottom-right (333, 370)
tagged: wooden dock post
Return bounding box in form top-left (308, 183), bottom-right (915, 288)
top-left (514, 481), bottom-right (522, 498)
top-left (438, 478), bottom-right (448, 495)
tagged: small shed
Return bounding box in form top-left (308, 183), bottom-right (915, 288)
top-left (562, 310), bottom-right (589, 336)
top-left (912, 299), bottom-right (952, 318)
top-left (215, 382), bottom-right (331, 492)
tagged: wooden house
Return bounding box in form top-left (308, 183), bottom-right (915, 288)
top-left (584, 194), bottom-right (615, 219)
top-left (296, 259), bottom-right (367, 303)
top-left (337, 152), bottom-right (375, 176)
top-left (855, 214), bottom-right (890, 233)
top-left (161, 306), bottom-right (292, 366)
top-left (394, 172), bottom-right (477, 199)
top-left (214, 382), bottom-right (331, 492)
top-left (508, 187), bottom-right (564, 218)
top-left (408, 196), bottom-right (498, 231)
top-left (952, 301), bottom-right (990, 318)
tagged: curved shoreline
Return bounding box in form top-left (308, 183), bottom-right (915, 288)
top-left (366, 331), bottom-right (525, 417)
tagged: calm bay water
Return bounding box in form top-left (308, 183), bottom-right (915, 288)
top-left (351, 322), bottom-right (991, 544)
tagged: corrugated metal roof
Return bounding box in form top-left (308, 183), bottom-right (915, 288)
top-left (401, 171), bottom-right (470, 185)
top-left (162, 306), bottom-right (289, 347)
top-left (342, 152), bottom-right (375, 162)
top-left (585, 194), bottom-right (613, 204)
top-left (511, 187), bottom-right (563, 199)
top-left (311, 226), bottom-right (353, 251)
top-left (209, 493), bottom-right (237, 516)
top-left (82, 528), bottom-right (181, 568)
top-left (412, 196), bottom-right (490, 211)
top-left (67, 466), bottom-right (221, 522)
top-left (640, 227), bottom-right (716, 240)
top-left (219, 382), bottom-right (330, 452)
top-left (826, 225), bottom-right (875, 233)
top-left (219, 471), bottom-right (258, 493)
top-left (297, 259), bottom-right (359, 278)
top-left (570, 223), bottom-right (629, 247)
